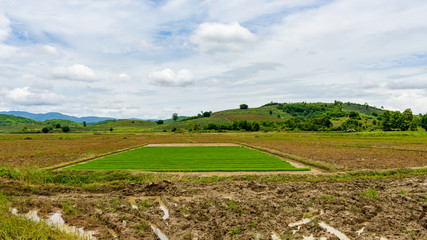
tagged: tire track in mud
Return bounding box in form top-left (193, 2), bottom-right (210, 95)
top-left (9, 176), bottom-right (425, 239)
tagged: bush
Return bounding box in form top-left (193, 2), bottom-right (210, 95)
top-left (61, 126), bottom-right (70, 133)
top-left (41, 127), bottom-right (49, 133)
top-left (239, 104), bottom-right (248, 109)
top-left (156, 120), bottom-right (164, 125)
top-left (55, 123), bottom-right (61, 128)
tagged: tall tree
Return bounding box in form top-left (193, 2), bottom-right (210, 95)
top-left (172, 113), bottom-right (178, 121)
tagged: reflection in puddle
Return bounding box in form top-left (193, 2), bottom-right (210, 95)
top-left (318, 222), bottom-right (350, 240)
top-left (26, 210), bottom-right (41, 222)
top-left (357, 227), bottom-right (365, 236)
top-left (158, 200), bottom-right (169, 220)
top-left (151, 224), bottom-right (168, 240)
top-left (289, 218), bottom-right (311, 227)
top-left (11, 208), bottom-right (98, 240)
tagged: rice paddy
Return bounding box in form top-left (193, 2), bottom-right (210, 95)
top-left (65, 146), bottom-right (309, 171)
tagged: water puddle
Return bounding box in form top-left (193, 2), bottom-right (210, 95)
top-left (318, 222), bottom-right (350, 240)
top-left (289, 218), bottom-right (311, 227)
top-left (128, 196), bottom-right (170, 221)
top-left (356, 227), bottom-right (365, 236)
top-left (10, 207), bottom-right (18, 216)
top-left (157, 198), bottom-right (169, 220)
top-left (26, 210), bottom-right (41, 222)
top-left (11, 208), bottom-right (98, 239)
top-left (150, 223), bottom-right (168, 240)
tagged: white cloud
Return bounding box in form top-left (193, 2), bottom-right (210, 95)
top-left (0, 14), bottom-right (16, 58)
top-left (148, 68), bottom-right (196, 87)
top-left (48, 64), bottom-right (98, 82)
top-left (6, 87), bottom-right (65, 106)
top-left (190, 22), bottom-right (257, 54)
top-left (118, 73), bottom-right (132, 82)
top-left (0, 14), bottom-right (10, 42)
top-left (42, 45), bottom-right (58, 54)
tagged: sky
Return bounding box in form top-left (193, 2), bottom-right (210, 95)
top-left (1, 0), bottom-right (427, 119)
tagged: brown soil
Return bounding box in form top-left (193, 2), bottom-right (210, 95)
top-left (5, 176), bottom-right (426, 239)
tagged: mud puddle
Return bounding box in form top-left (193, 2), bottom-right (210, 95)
top-left (11, 208), bottom-right (98, 239)
top-left (2, 175), bottom-right (426, 239)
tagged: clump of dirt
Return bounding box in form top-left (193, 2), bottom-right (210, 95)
top-left (3, 176), bottom-right (427, 239)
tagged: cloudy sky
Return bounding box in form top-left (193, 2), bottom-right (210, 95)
top-left (1, 0), bottom-right (427, 119)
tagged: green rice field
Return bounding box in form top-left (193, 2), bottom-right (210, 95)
top-left (65, 146), bottom-right (309, 171)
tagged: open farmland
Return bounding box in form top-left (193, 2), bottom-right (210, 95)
top-left (1, 132), bottom-right (426, 239)
top-left (65, 146), bottom-right (308, 171)
top-left (1, 132), bottom-right (427, 170)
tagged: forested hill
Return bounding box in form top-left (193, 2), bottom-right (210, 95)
top-left (0, 114), bottom-right (80, 127)
top-left (266, 101), bottom-right (383, 118)
top-left (0, 114), bottom-right (39, 126)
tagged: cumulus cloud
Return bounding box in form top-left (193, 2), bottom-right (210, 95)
top-left (118, 73), bottom-right (132, 82)
top-left (148, 68), bottom-right (196, 87)
top-left (5, 87), bottom-right (65, 106)
top-left (190, 21), bottom-right (257, 54)
top-left (48, 64), bottom-right (98, 82)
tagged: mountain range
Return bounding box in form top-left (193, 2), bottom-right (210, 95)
top-left (0, 111), bottom-right (117, 123)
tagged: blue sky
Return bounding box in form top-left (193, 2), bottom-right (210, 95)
top-left (0, 0), bottom-right (427, 119)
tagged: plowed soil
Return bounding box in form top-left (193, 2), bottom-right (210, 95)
top-left (4, 175), bottom-right (426, 239)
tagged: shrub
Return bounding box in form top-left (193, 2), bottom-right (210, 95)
top-left (41, 127), bottom-right (49, 133)
top-left (61, 126), bottom-right (70, 133)
top-left (239, 104), bottom-right (248, 109)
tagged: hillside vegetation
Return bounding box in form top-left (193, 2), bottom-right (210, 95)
top-left (2, 101), bottom-right (426, 133)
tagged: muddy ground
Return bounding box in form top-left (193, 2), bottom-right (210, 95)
top-left (3, 175), bottom-right (427, 239)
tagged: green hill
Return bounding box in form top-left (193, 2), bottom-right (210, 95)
top-left (0, 114), bottom-right (39, 126)
top-left (42, 119), bottom-right (81, 126)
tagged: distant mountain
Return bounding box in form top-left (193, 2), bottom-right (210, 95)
top-left (0, 111), bottom-right (116, 123)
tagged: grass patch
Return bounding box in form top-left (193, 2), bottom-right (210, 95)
top-left (65, 146), bottom-right (309, 172)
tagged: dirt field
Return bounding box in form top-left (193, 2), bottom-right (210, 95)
top-left (1, 132), bottom-right (427, 170)
top-left (3, 175), bottom-right (426, 239)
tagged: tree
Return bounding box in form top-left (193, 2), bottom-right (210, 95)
top-left (240, 104), bottom-right (248, 109)
top-left (156, 120), bottom-right (164, 125)
top-left (348, 111), bottom-right (359, 119)
top-left (421, 113), bottom-right (427, 131)
top-left (202, 111), bottom-right (212, 117)
top-left (42, 127), bottom-right (49, 133)
top-left (83, 121), bottom-right (87, 127)
top-left (269, 110), bottom-right (273, 115)
top-left (172, 113), bottom-right (178, 122)
top-left (110, 127), bottom-right (113, 132)
top-left (55, 123), bottom-right (61, 128)
top-left (61, 126), bottom-right (70, 133)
